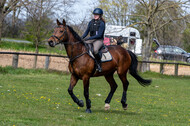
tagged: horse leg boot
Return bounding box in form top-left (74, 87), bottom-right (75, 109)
top-left (119, 74), bottom-right (129, 110)
top-left (68, 86), bottom-right (84, 107)
top-left (94, 53), bottom-right (102, 72)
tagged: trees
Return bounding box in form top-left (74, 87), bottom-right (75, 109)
top-left (58, 0), bottom-right (78, 23)
top-left (23, 0), bottom-right (55, 47)
top-left (23, 0), bottom-right (78, 68)
top-left (0, 0), bottom-right (23, 43)
top-left (131, 0), bottom-right (190, 72)
top-left (182, 23), bottom-right (190, 52)
top-left (22, 0), bottom-right (56, 68)
top-left (11, 2), bottom-right (22, 38)
top-left (98, 0), bottom-right (128, 26)
top-left (2, 14), bottom-right (25, 38)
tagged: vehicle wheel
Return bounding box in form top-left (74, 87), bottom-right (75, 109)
top-left (157, 56), bottom-right (164, 60)
top-left (187, 58), bottom-right (190, 63)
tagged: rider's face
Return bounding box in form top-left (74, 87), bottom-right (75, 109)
top-left (94, 14), bottom-right (100, 20)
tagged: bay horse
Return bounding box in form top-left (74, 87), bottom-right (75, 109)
top-left (48, 19), bottom-right (151, 113)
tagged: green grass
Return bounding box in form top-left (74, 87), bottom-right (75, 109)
top-left (0, 41), bottom-right (67, 55)
top-left (0, 67), bottom-right (190, 126)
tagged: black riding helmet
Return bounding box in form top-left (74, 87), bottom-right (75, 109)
top-left (93, 8), bottom-right (103, 15)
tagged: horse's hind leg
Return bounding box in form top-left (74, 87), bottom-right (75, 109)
top-left (104, 73), bottom-right (118, 110)
top-left (68, 74), bottom-right (84, 107)
top-left (118, 73), bottom-right (129, 110)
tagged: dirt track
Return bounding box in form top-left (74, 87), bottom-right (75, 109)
top-left (0, 49), bottom-right (69, 72)
top-left (1, 49), bottom-right (190, 76)
top-left (150, 64), bottom-right (190, 76)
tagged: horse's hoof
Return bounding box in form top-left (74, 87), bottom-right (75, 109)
top-left (78, 100), bottom-right (84, 107)
top-left (86, 109), bottom-right (92, 113)
top-left (105, 103), bottom-right (110, 111)
top-left (122, 103), bottom-right (128, 110)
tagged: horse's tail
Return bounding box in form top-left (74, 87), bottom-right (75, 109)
top-left (127, 50), bottom-right (152, 87)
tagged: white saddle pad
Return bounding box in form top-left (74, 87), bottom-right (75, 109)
top-left (89, 51), bottom-right (112, 62)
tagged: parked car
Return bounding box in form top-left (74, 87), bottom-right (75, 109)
top-left (153, 45), bottom-right (190, 63)
top-left (152, 39), bottom-right (190, 63)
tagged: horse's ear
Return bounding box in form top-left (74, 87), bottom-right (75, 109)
top-left (62, 19), bottom-right (66, 26)
top-left (57, 19), bottom-right (61, 26)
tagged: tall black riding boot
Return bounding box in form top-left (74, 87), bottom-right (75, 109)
top-left (94, 53), bottom-right (102, 72)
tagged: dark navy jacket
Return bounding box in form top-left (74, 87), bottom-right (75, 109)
top-left (82, 19), bottom-right (105, 40)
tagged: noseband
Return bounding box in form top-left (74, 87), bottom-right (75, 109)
top-left (51, 25), bottom-right (88, 65)
top-left (51, 26), bottom-right (83, 46)
top-left (51, 26), bottom-right (67, 45)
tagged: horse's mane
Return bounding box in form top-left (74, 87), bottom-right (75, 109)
top-left (67, 25), bottom-right (83, 42)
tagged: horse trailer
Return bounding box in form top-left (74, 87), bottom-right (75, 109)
top-left (104, 25), bottom-right (142, 55)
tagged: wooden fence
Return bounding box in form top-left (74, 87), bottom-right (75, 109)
top-left (138, 61), bottom-right (190, 76)
top-left (0, 52), bottom-right (67, 69)
top-left (1, 51), bottom-right (190, 76)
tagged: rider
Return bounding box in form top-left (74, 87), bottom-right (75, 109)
top-left (81, 8), bottom-right (105, 72)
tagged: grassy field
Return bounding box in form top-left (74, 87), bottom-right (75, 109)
top-left (0, 41), bottom-right (67, 55)
top-left (0, 67), bottom-right (189, 126)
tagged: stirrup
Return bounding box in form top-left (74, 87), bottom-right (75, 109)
top-left (96, 64), bottom-right (102, 72)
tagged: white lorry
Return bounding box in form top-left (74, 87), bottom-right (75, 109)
top-left (104, 25), bottom-right (142, 55)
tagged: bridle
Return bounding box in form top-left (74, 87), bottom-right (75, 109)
top-left (51, 25), bottom-right (89, 65)
top-left (51, 26), bottom-right (68, 45)
top-left (51, 26), bottom-right (83, 45)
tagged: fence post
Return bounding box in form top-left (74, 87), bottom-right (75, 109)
top-left (45, 56), bottom-right (50, 69)
top-left (160, 63), bottom-right (164, 74)
top-left (175, 64), bottom-right (178, 76)
top-left (12, 54), bottom-right (19, 68)
top-left (137, 61), bottom-right (142, 72)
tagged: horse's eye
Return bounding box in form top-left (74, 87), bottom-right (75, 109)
top-left (60, 31), bottom-right (63, 33)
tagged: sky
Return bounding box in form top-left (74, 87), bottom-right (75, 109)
top-left (69, 0), bottom-right (98, 24)
top-left (15, 0), bottom-right (97, 24)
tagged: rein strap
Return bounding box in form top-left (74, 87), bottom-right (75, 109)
top-left (69, 51), bottom-right (88, 63)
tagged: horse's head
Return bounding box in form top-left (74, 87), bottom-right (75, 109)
top-left (48, 19), bottom-right (68, 47)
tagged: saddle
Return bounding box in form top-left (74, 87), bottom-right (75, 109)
top-left (87, 44), bottom-right (112, 62)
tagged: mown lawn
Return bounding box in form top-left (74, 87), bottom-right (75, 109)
top-left (0, 41), bottom-right (67, 55)
top-left (0, 67), bottom-right (190, 126)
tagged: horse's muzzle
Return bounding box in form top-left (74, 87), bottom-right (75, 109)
top-left (48, 40), bottom-right (55, 47)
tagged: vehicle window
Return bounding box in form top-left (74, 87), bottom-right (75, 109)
top-left (167, 47), bottom-right (174, 53)
top-left (164, 47), bottom-right (173, 53)
top-left (174, 48), bottom-right (184, 54)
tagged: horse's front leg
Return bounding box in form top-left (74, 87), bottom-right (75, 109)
top-left (68, 74), bottom-right (84, 107)
top-left (82, 75), bottom-right (91, 113)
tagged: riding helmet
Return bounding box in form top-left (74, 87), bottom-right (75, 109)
top-left (93, 8), bottom-right (103, 15)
